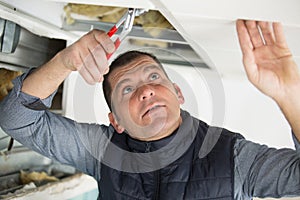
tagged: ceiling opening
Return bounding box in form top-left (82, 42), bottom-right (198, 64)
top-left (62, 3), bottom-right (210, 69)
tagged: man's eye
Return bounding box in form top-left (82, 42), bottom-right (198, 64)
top-left (122, 86), bottom-right (133, 95)
top-left (150, 73), bottom-right (159, 81)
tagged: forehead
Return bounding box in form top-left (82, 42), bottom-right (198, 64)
top-left (108, 56), bottom-right (163, 87)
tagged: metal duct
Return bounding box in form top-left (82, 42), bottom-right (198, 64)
top-left (0, 18), bottom-right (66, 71)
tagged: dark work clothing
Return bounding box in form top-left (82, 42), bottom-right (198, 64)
top-left (99, 120), bottom-right (243, 200)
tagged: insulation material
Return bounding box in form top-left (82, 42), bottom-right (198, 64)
top-left (64, 4), bottom-right (126, 24)
top-left (64, 4), bottom-right (174, 39)
top-left (134, 10), bottom-right (174, 37)
top-left (0, 68), bottom-right (22, 101)
top-left (20, 170), bottom-right (59, 185)
top-left (129, 38), bottom-right (169, 48)
top-left (0, 173), bottom-right (96, 199)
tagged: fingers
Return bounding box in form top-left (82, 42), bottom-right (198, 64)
top-left (78, 65), bottom-right (96, 85)
top-left (91, 45), bottom-right (110, 74)
top-left (93, 31), bottom-right (115, 54)
top-left (79, 46), bottom-right (106, 84)
top-left (236, 19), bottom-right (254, 54)
top-left (75, 30), bottom-right (115, 84)
top-left (257, 21), bottom-right (275, 45)
top-left (245, 20), bottom-right (265, 48)
top-left (237, 19), bottom-right (286, 49)
top-left (236, 20), bottom-right (257, 80)
top-left (273, 22), bottom-right (288, 48)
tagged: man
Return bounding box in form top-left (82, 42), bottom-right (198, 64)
top-left (1, 19), bottom-right (300, 199)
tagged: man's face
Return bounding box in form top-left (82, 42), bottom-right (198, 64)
top-left (108, 56), bottom-right (185, 141)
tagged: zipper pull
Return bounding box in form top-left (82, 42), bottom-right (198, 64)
top-left (145, 142), bottom-right (151, 152)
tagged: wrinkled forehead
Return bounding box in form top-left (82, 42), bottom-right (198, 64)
top-left (108, 56), bottom-right (164, 89)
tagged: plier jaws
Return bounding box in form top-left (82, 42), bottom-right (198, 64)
top-left (106, 8), bottom-right (147, 59)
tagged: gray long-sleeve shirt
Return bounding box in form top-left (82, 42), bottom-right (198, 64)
top-left (1, 72), bottom-right (300, 199)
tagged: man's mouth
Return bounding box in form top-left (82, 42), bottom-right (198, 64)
top-left (142, 104), bottom-right (165, 118)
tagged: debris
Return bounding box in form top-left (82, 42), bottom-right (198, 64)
top-left (0, 68), bottom-right (22, 101)
top-left (20, 170), bottom-right (59, 185)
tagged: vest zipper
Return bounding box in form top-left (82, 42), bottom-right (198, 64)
top-left (145, 142), bottom-right (160, 200)
top-left (153, 170), bottom-right (160, 200)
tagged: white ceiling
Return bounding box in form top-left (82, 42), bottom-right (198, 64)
top-left (154, 0), bottom-right (300, 77)
top-left (1, 0), bottom-right (300, 77)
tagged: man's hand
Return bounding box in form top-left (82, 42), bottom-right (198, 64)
top-left (236, 19), bottom-right (300, 138)
top-left (22, 29), bottom-right (115, 99)
top-left (59, 30), bottom-right (115, 84)
top-left (236, 19), bottom-right (300, 101)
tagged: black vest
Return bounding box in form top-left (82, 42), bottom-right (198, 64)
top-left (98, 117), bottom-right (242, 200)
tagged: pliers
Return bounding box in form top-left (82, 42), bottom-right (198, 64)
top-left (106, 8), bottom-right (147, 59)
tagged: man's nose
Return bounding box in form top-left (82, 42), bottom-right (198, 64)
top-left (138, 85), bottom-right (155, 101)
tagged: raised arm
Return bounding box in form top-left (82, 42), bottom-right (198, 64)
top-left (236, 19), bottom-right (300, 139)
top-left (22, 30), bottom-right (115, 99)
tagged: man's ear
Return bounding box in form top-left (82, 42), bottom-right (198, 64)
top-left (173, 83), bottom-right (185, 104)
top-left (108, 112), bottom-right (125, 134)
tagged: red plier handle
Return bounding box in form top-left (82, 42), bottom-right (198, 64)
top-left (106, 8), bottom-right (147, 60)
top-left (106, 8), bottom-right (136, 60)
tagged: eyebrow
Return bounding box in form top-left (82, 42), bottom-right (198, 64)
top-left (143, 65), bottom-right (161, 73)
top-left (115, 78), bottom-right (131, 93)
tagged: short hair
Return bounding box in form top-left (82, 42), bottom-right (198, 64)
top-left (103, 50), bottom-right (169, 111)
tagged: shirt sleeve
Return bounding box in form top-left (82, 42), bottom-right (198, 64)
top-left (0, 71), bottom-right (111, 179)
top-left (234, 134), bottom-right (300, 199)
